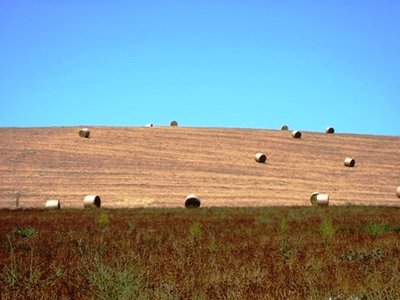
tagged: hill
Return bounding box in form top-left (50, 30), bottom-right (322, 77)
top-left (0, 126), bottom-right (399, 208)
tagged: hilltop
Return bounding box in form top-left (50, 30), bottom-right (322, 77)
top-left (0, 126), bottom-right (399, 208)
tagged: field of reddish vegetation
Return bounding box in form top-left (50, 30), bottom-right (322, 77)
top-left (1, 206), bottom-right (399, 299)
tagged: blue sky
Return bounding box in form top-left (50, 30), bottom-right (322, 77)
top-left (1, 1), bottom-right (399, 135)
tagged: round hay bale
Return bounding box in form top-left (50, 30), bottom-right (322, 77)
top-left (185, 194), bottom-right (201, 208)
top-left (45, 199), bottom-right (60, 209)
top-left (83, 195), bottom-right (101, 208)
top-left (254, 152), bottom-right (267, 163)
top-left (310, 192), bottom-right (329, 206)
top-left (170, 120), bottom-right (178, 127)
top-left (145, 123), bottom-right (154, 127)
top-left (326, 127), bottom-right (335, 134)
top-left (79, 128), bottom-right (90, 138)
top-left (396, 187), bottom-right (400, 198)
top-left (292, 130), bottom-right (302, 138)
top-left (281, 125), bottom-right (289, 130)
top-left (344, 157), bottom-right (355, 167)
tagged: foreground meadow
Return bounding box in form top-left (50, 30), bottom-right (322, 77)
top-left (0, 206), bottom-right (399, 299)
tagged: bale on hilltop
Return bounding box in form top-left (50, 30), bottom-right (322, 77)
top-left (79, 128), bottom-right (90, 138)
top-left (45, 199), bottom-right (60, 209)
top-left (170, 120), bottom-right (178, 127)
top-left (185, 194), bottom-right (201, 208)
top-left (255, 152), bottom-right (267, 163)
top-left (281, 125), bottom-right (289, 130)
top-left (84, 195), bottom-right (101, 208)
top-left (344, 158), bottom-right (355, 167)
top-left (326, 127), bottom-right (335, 134)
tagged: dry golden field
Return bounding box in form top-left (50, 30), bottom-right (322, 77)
top-left (0, 126), bottom-right (399, 208)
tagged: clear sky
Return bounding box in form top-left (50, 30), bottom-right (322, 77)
top-left (1, 1), bottom-right (399, 135)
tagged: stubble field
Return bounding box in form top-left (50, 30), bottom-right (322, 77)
top-left (1, 126), bottom-right (399, 208)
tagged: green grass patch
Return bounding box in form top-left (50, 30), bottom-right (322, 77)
top-left (364, 223), bottom-right (391, 235)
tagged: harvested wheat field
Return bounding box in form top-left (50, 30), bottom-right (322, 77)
top-left (0, 126), bottom-right (399, 208)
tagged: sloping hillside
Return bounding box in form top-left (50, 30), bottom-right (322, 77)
top-left (0, 126), bottom-right (399, 208)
